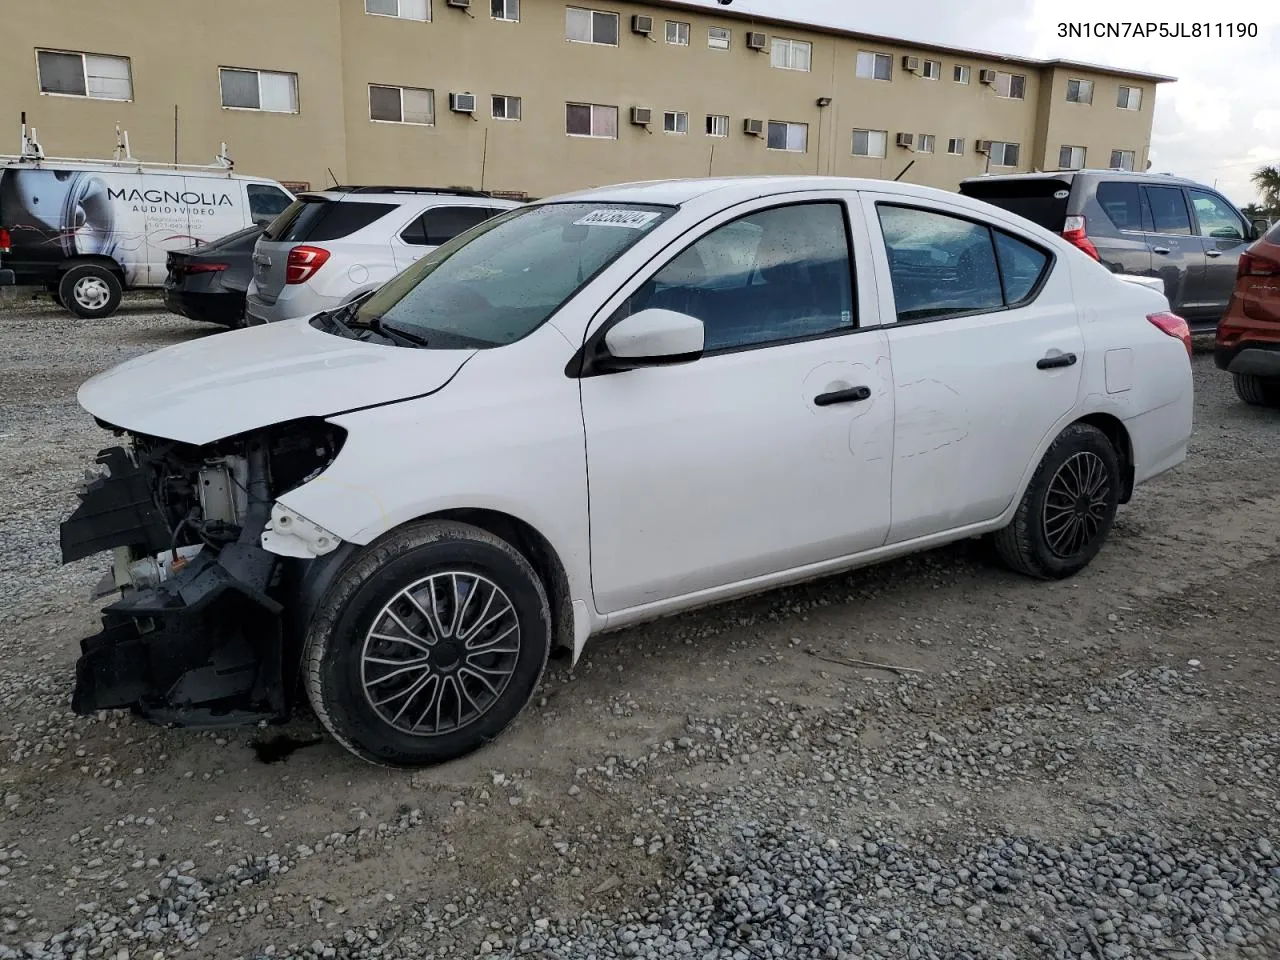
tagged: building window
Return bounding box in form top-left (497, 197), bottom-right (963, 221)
top-left (989, 141), bottom-right (1020, 167)
top-left (36, 50), bottom-right (133, 101)
top-left (369, 84), bottom-right (435, 124)
top-left (665, 20), bottom-right (689, 45)
top-left (993, 71), bottom-right (1026, 100)
top-left (953, 64), bottom-right (970, 84)
top-left (708, 26), bottom-right (731, 50)
top-left (566, 7), bottom-right (619, 45)
top-left (221, 68), bottom-right (299, 113)
top-left (663, 110), bottom-right (689, 134)
top-left (566, 102), bottom-right (618, 138)
top-left (706, 114), bottom-right (729, 137)
top-left (771, 38), bottom-right (812, 72)
top-left (856, 51), bottom-right (893, 81)
top-left (921, 59), bottom-right (941, 80)
top-left (1059, 145), bottom-right (1086, 168)
top-left (946, 138), bottom-right (965, 155)
top-left (491, 0), bottom-right (519, 20)
top-left (492, 94), bottom-right (522, 120)
top-left (1110, 149), bottom-right (1136, 171)
top-left (1117, 85), bottom-right (1143, 110)
top-left (365, 0), bottom-right (429, 21)
top-left (916, 134), bottom-right (935, 153)
top-left (1065, 78), bottom-right (1093, 104)
top-left (852, 128), bottom-right (887, 158)
top-left (767, 120), bottom-right (808, 152)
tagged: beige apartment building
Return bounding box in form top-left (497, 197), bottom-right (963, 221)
top-left (0, 0), bottom-right (1172, 197)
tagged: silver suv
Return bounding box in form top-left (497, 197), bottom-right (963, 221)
top-left (245, 186), bottom-right (521, 324)
top-left (960, 169), bottom-right (1269, 331)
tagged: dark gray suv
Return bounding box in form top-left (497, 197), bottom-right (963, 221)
top-left (960, 170), bottom-right (1270, 331)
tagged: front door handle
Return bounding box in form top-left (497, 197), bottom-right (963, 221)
top-left (1205, 249), bottom-right (1222, 258)
top-left (1152, 247), bottom-right (1171, 255)
top-left (1037, 352), bottom-right (1078, 370)
top-left (814, 385), bottom-right (872, 406)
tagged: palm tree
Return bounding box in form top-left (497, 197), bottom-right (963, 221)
top-left (1252, 165), bottom-right (1280, 215)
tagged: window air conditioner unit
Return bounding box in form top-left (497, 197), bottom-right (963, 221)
top-left (895, 132), bottom-right (914, 148)
top-left (630, 106), bottom-right (653, 125)
top-left (979, 69), bottom-right (997, 85)
top-left (743, 118), bottom-right (764, 136)
top-left (975, 139), bottom-right (993, 154)
top-left (746, 32), bottom-right (767, 50)
top-left (631, 15), bottom-right (653, 35)
top-left (449, 92), bottom-right (477, 113)
top-left (446, 0), bottom-right (471, 7)
top-left (902, 56), bottom-right (921, 73)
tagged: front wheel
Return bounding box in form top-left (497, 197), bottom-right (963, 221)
top-left (59, 265), bottom-right (122, 319)
top-left (1232, 373), bottom-right (1280, 408)
top-left (992, 423), bottom-right (1121, 580)
top-left (304, 521), bottom-right (551, 767)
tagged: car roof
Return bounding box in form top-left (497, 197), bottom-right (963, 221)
top-left (960, 169), bottom-right (1202, 188)
top-left (302, 185), bottom-right (514, 204)
top-left (546, 175), bottom-right (977, 209)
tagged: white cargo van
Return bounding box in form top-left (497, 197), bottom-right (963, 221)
top-left (0, 120), bottom-right (293, 318)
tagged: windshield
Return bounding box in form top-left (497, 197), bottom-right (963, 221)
top-left (355, 202), bottom-right (673, 348)
top-left (959, 178), bottom-right (1073, 231)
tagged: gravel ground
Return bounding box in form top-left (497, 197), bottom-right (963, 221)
top-left (1, 291), bottom-right (1279, 960)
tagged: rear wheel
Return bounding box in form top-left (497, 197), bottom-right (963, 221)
top-left (992, 423), bottom-right (1120, 580)
top-left (1232, 373), bottom-right (1280, 408)
top-left (59, 265), bottom-right (122, 319)
top-left (304, 521), bottom-right (551, 767)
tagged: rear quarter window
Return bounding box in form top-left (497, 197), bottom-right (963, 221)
top-left (1094, 182), bottom-right (1144, 231)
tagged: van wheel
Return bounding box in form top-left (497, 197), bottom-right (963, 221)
top-left (304, 520), bottom-right (552, 767)
top-left (992, 423), bottom-right (1120, 580)
top-left (59, 265), bottom-right (122, 319)
top-left (1232, 373), bottom-right (1280, 408)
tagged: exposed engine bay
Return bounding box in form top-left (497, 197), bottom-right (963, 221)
top-left (60, 420), bottom-right (346, 726)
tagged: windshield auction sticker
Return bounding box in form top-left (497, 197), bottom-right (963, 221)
top-left (573, 209), bottom-right (662, 229)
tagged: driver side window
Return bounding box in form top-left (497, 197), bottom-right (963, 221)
top-left (619, 202), bottom-right (856, 353)
top-left (1188, 189), bottom-right (1245, 241)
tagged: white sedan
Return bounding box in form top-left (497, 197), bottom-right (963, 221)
top-left (61, 176), bottom-right (1193, 766)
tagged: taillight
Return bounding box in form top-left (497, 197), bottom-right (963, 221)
top-left (186, 262), bottom-right (229, 274)
top-left (1148, 311), bottom-right (1192, 358)
top-left (285, 246), bottom-right (330, 285)
top-left (1061, 215), bottom-right (1100, 261)
top-left (1238, 251), bottom-right (1280, 278)
top-left (0, 227), bottom-right (10, 253)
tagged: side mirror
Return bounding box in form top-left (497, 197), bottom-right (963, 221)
top-left (1251, 218), bottom-right (1271, 241)
top-left (600, 308), bottom-right (704, 370)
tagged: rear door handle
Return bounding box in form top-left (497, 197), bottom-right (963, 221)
top-left (814, 385), bottom-right (872, 406)
top-left (1152, 247), bottom-right (1170, 255)
top-left (1037, 352), bottom-right (1078, 370)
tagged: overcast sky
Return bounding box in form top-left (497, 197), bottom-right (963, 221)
top-left (683, 0), bottom-right (1277, 206)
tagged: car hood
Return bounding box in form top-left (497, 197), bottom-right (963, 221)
top-left (78, 317), bottom-right (474, 445)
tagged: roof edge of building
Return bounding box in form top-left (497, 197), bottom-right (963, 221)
top-left (647, 0), bottom-right (1177, 83)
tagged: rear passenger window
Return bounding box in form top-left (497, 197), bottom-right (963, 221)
top-left (877, 205), bottom-right (1003, 321)
top-left (415, 206), bottom-right (498, 246)
top-left (993, 231), bottom-right (1049, 304)
top-left (620, 202), bottom-right (855, 352)
top-left (1143, 186), bottom-right (1192, 236)
top-left (1095, 182), bottom-right (1144, 231)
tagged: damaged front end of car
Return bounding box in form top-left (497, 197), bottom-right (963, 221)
top-left (60, 419), bottom-right (347, 727)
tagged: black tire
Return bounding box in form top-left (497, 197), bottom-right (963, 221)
top-left (59, 264), bottom-right (122, 319)
top-left (304, 520), bottom-right (551, 767)
top-left (992, 423), bottom-right (1121, 580)
top-left (1232, 373), bottom-right (1280, 408)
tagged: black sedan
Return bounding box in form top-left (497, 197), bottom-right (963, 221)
top-left (163, 224), bottom-right (263, 328)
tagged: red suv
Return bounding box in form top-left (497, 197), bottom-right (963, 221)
top-left (1216, 220), bottom-right (1280, 406)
